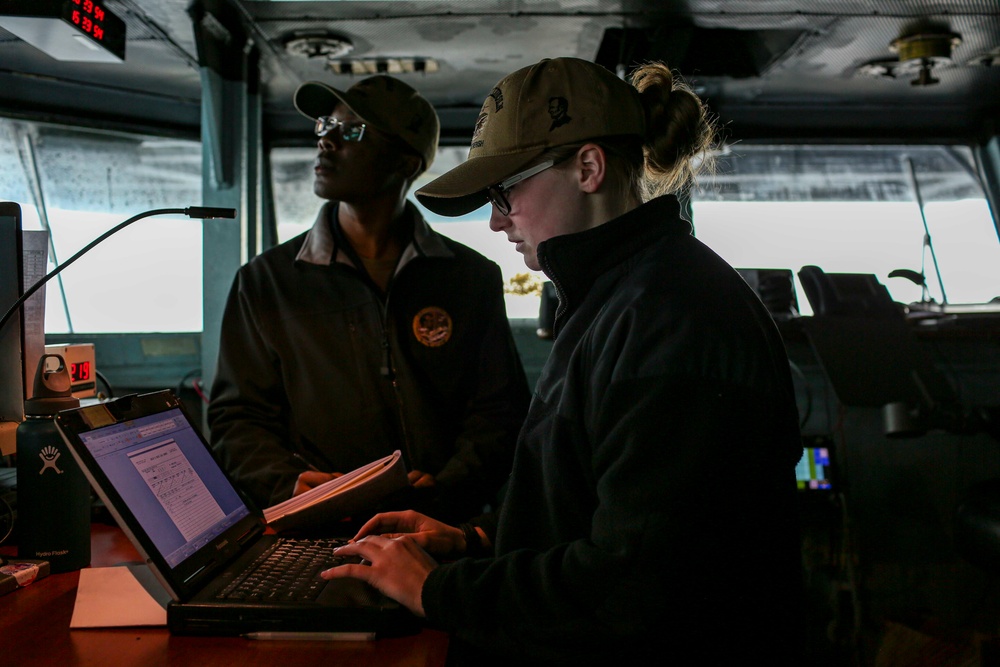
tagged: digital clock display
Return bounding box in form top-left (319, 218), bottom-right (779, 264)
top-left (70, 360), bottom-right (92, 384)
top-left (60, 0), bottom-right (126, 60)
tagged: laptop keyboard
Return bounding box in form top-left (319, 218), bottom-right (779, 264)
top-left (216, 537), bottom-right (352, 603)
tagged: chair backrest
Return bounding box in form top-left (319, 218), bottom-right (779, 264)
top-left (796, 265), bottom-right (955, 409)
top-left (797, 265), bottom-right (898, 318)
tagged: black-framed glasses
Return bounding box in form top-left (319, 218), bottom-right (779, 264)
top-left (314, 116), bottom-right (367, 142)
top-left (486, 159), bottom-right (556, 216)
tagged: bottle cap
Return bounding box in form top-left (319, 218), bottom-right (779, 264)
top-left (24, 354), bottom-right (81, 416)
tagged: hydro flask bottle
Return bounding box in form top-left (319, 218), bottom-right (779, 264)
top-left (16, 353), bottom-right (91, 573)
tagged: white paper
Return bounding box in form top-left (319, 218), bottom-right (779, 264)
top-left (263, 450), bottom-right (405, 530)
top-left (20, 230), bottom-right (48, 401)
top-left (70, 564), bottom-right (169, 628)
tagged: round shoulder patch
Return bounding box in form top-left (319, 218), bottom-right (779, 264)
top-left (412, 306), bottom-right (453, 347)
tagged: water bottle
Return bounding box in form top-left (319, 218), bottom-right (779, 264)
top-left (16, 353), bottom-right (91, 573)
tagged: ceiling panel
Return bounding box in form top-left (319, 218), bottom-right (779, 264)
top-left (0, 1), bottom-right (997, 142)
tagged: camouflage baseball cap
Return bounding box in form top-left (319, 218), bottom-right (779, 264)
top-left (415, 57), bottom-right (645, 216)
top-left (294, 75), bottom-right (440, 170)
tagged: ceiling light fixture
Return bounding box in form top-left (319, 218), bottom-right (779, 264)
top-left (327, 57), bottom-right (440, 76)
top-left (283, 32), bottom-right (353, 60)
top-left (889, 29), bottom-right (961, 86)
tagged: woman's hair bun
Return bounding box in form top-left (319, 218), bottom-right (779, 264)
top-left (630, 62), bottom-right (717, 195)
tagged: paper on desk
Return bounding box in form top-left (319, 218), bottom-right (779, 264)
top-left (70, 564), bottom-right (170, 628)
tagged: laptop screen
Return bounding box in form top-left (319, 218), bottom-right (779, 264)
top-left (75, 406), bottom-right (251, 568)
top-left (57, 391), bottom-right (269, 601)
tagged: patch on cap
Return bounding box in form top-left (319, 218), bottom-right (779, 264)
top-left (471, 112), bottom-right (489, 149)
top-left (548, 96), bottom-right (571, 130)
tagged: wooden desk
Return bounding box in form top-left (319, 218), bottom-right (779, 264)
top-left (0, 523), bottom-right (449, 667)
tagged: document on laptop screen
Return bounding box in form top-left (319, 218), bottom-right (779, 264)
top-left (79, 408), bottom-right (251, 568)
top-left (127, 438), bottom-right (227, 542)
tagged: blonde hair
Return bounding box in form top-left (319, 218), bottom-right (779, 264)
top-left (631, 62), bottom-right (717, 200)
top-left (536, 61), bottom-right (717, 204)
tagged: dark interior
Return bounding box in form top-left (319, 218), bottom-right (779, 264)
top-left (3, 2), bottom-right (1000, 665)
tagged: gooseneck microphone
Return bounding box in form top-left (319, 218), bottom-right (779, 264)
top-left (0, 206), bottom-right (237, 333)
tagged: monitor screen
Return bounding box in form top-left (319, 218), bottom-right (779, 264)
top-left (0, 201), bottom-right (24, 457)
top-left (796, 439), bottom-right (834, 491)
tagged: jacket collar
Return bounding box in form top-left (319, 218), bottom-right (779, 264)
top-left (537, 195), bottom-right (692, 336)
top-left (294, 200), bottom-right (454, 267)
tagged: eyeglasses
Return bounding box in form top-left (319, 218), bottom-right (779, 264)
top-left (314, 116), bottom-right (367, 142)
top-left (486, 160), bottom-right (556, 216)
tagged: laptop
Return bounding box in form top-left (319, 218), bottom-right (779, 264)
top-left (55, 389), bottom-right (418, 637)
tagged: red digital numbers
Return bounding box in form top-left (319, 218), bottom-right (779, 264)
top-left (70, 361), bottom-right (91, 383)
top-left (66, 0), bottom-right (106, 42)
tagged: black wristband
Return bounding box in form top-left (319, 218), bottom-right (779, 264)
top-left (460, 523), bottom-right (487, 558)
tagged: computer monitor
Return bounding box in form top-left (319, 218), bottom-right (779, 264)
top-left (796, 438), bottom-right (834, 492)
top-left (1, 201), bottom-right (25, 456)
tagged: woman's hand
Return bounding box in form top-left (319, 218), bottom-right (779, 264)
top-left (321, 535), bottom-right (437, 617)
top-left (352, 510), bottom-right (466, 557)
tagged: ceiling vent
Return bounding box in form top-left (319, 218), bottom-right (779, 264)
top-left (283, 32), bottom-right (353, 60)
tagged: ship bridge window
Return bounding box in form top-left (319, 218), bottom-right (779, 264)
top-left (5, 129), bottom-right (997, 334)
top-left (0, 118), bottom-right (202, 334)
top-left (690, 145), bottom-right (1000, 315)
top-left (273, 143), bottom-right (1000, 320)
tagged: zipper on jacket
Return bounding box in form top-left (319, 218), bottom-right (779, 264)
top-left (380, 330), bottom-right (393, 379)
top-left (539, 253), bottom-right (568, 339)
top-left (378, 281), bottom-right (415, 468)
top-left (330, 203), bottom-right (420, 467)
